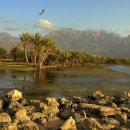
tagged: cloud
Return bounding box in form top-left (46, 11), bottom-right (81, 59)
top-left (126, 30), bottom-right (130, 33)
top-left (0, 16), bottom-right (24, 32)
top-left (36, 19), bottom-right (55, 31)
top-left (0, 16), bottom-right (15, 23)
top-left (3, 24), bottom-right (23, 31)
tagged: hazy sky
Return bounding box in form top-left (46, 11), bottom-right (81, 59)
top-left (0, 0), bottom-right (130, 36)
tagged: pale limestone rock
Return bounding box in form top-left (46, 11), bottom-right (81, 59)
top-left (6, 90), bottom-right (22, 102)
top-left (46, 97), bottom-right (59, 107)
top-left (0, 113), bottom-right (11, 123)
top-left (60, 116), bottom-right (77, 130)
top-left (92, 91), bottom-right (104, 99)
top-left (14, 109), bottom-right (30, 122)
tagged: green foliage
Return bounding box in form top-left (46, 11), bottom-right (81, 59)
top-left (11, 32), bottom-right (129, 69)
top-left (0, 47), bottom-right (7, 60)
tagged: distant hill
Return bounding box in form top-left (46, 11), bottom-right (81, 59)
top-left (0, 32), bottom-right (19, 51)
top-left (0, 30), bottom-right (130, 57)
top-left (50, 28), bottom-right (130, 57)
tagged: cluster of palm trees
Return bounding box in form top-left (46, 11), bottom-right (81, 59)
top-left (15, 32), bottom-right (59, 69)
top-left (3, 32), bottom-right (130, 69)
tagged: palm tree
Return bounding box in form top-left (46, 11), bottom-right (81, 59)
top-left (64, 50), bottom-right (72, 65)
top-left (31, 32), bottom-right (43, 66)
top-left (36, 36), bottom-right (58, 69)
top-left (19, 32), bottom-right (31, 65)
top-left (0, 47), bottom-right (7, 61)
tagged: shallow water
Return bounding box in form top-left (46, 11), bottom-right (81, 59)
top-left (0, 65), bottom-right (130, 99)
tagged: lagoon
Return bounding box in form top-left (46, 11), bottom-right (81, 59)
top-left (0, 65), bottom-right (130, 99)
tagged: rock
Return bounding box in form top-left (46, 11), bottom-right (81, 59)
top-left (115, 112), bottom-right (127, 125)
top-left (30, 112), bottom-right (45, 122)
top-left (123, 92), bottom-right (130, 99)
top-left (60, 116), bottom-right (77, 130)
top-left (30, 100), bottom-right (48, 112)
top-left (47, 115), bottom-right (59, 122)
top-left (0, 123), bottom-right (17, 130)
top-left (37, 117), bottom-right (47, 125)
top-left (21, 121), bottom-right (39, 130)
top-left (25, 106), bottom-right (37, 114)
top-left (45, 106), bottom-right (59, 117)
top-left (0, 113), bottom-right (11, 124)
top-left (83, 117), bottom-right (104, 130)
top-left (92, 91), bottom-right (104, 100)
top-left (99, 106), bottom-right (117, 117)
top-left (14, 109), bottom-right (30, 123)
top-left (4, 90), bottom-right (22, 103)
top-left (7, 101), bottom-right (24, 115)
top-left (80, 103), bottom-right (117, 117)
top-left (73, 96), bottom-right (88, 104)
top-left (0, 89), bottom-right (130, 129)
top-left (93, 97), bottom-right (110, 106)
top-left (102, 124), bottom-right (115, 130)
top-left (0, 99), bottom-right (3, 109)
top-left (73, 113), bottom-right (86, 122)
top-left (46, 97), bottom-right (60, 107)
top-left (102, 117), bottom-right (120, 126)
top-left (121, 107), bottom-right (130, 118)
top-left (60, 108), bottom-right (75, 119)
top-left (60, 98), bottom-right (72, 108)
top-left (18, 98), bottom-right (28, 106)
top-left (106, 101), bottom-right (117, 108)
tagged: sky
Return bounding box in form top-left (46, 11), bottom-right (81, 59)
top-left (0, 0), bottom-right (130, 37)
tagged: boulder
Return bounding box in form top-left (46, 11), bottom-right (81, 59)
top-left (14, 109), bottom-right (30, 123)
top-left (92, 91), bottom-right (104, 100)
top-left (115, 112), bottom-right (127, 125)
top-left (30, 100), bottom-right (48, 112)
top-left (83, 117), bottom-right (104, 130)
top-left (46, 97), bottom-right (59, 107)
top-left (102, 117), bottom-right (120, 126)
top-left (0, 113), bottom-right (11, 124)
top-left (60, 98), bottom-right (72, 108)
top-left (60, 116), bottom-right (77, 130)
top-left (25, 106), bottom-right (37, 114)
top-left (60, 108), bottom-right (75, 119)
top-left (80, 103), bottom-right (117, 117)
top-left (73, 113), bottom-right (86, 122)
top-left (37, 117), bottom-right (47, 125)
top-left (99, 106), bottom-right (117, 117)
top-left (4, 90), bottom-right (22, 103)
top-left (22, 121), bottom-right (39, 130)
top-left (0, 123), bottom-right (17, 130)
top-left (0, 99), bottom-right (3, 109)
top-left (30, 112), bottom-right (45, 122)
top-left (45, 106), bottom-right (59, 117)
top-left (7, 101), bottom-right (24, 115)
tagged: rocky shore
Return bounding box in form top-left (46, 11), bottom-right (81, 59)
top-left (0, 90), bottom-right (130, 130)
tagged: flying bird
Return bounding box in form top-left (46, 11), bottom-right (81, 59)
top-left (39, 9), bottom-right (45, 15)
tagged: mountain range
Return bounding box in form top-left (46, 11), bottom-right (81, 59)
top-left (0, 32), bottom-right (19, 51)
top-left (0, 29), bottom-right (130, 57)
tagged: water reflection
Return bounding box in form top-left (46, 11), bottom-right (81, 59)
top-left (0, 66), bottom-right (130, 99)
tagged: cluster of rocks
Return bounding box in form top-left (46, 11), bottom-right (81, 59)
top-left (0, 90), bottom-right (130, 130)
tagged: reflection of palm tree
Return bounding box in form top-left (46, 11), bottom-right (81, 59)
top-left (35, 70), bottom-right (46, 84)
top-left (32, 70), bottom-right (57, 84)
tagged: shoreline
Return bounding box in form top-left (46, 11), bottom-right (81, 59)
top-left (0, 90), bottom-right (130, 129)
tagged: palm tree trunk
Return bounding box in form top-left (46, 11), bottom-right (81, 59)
top-left (24, 48), bottom-right (30, 66)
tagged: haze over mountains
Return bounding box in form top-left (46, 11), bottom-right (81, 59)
top-left (0, 28), bottom-right (130, 57)
top-left (0, 32), bottom-right (19, 51)
top-left (50, 28), bottom-right (130, 57)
